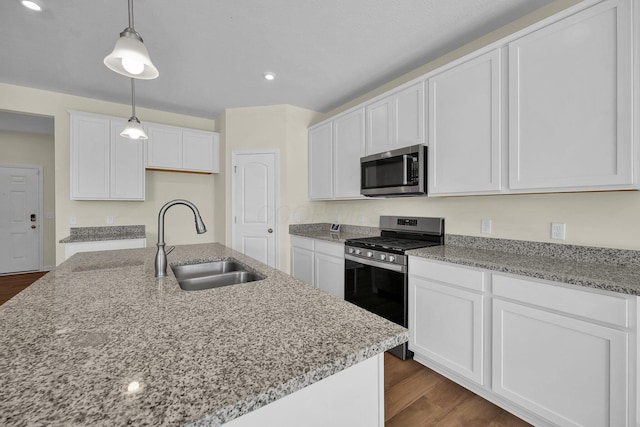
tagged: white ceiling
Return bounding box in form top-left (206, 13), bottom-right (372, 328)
top-left (0, 0), bottom-right (555, 120)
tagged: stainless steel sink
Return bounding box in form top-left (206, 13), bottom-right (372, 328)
top-left (170, 259), bottom-right (264, 291)
top-left (177, 271), bottom-right (263, 291)
top-left (172, 260), bottom-right (245, 280)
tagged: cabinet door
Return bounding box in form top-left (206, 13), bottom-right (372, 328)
top-left (70, 113), bottom-right (110, 200)
top-left (147, 124), bottom-right (182, 170)
top-left (314, 253), bottom-right (344, 299)
top-left (429, 50), bottom-right (502, 195)
top-left (409, 276), bottom-right (484, 385)
top-left (333, 109), bottom-right (365, 199)
top-left (366, 97), bottom-right (393, 155)
top-left (492, 299), bottom-right (628, 427)
top-left (508, 0), bottom-right (633, 191)
top-left (308, 123), bottom-right (333, 200)
top-left (183, 130), bottom-right (214, 173)
top-left (110, 120), bottom-right (145, 200)
top-left (394, 82), bottom-right (425, 149)
top-left (291, 246), bottom-right (314, 286)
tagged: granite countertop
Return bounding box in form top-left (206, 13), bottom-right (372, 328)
top-left (289, 223), bottom-right (379, 243)
top-left (0, 243), bottom-right (406, 426)
top-left (59, 225), bottom-right (146, 243)
top-left (408, 235), bottom-right (640, 296)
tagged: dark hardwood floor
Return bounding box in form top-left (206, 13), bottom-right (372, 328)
top-left (2, 273), bottom-right (530, 426)
top-left (0, 271), bottom-right (47, 305)
top-left (384, 353), bottom-right (531, 426)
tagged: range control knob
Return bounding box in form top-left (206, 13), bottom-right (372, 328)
top-left (380, 254), bottom-right (386, 261)
top-left (348, 247), bottom-right (355, 254)
top-left (388, 255), bottom-right (396, 263)
top-left (355, 249), bottom-right (361, 255)
top-left (366, 251), bottom-right (373, 258)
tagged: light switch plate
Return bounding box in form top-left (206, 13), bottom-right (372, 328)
top-left (68, 215), bottom-right (77, 225)
top-left (481, 219), bottom-right (492, 234)
top-left (291, 213), bottom-right (301, 223)
top-left (106, 216), bottom-right (114, 225)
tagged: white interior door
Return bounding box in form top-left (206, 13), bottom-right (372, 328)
top-left (232, 151), bottom-right (278, 268)
top-left (0, 166), bottom-right (40, 274)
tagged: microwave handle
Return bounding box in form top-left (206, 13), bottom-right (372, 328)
top-left (403, 155), bottom-right (410, 185)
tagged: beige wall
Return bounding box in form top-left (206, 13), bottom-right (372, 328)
top-left (220, 105), bottom-right (319, 272)
top-left (0, 83), bottom-right (218, 264)
top-left (0, 130), bottom-right (56, 267)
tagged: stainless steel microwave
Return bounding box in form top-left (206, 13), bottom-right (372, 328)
top-left (360, 144), bottom-right (427, 197)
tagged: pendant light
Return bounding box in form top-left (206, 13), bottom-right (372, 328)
top-left (121, 79), bottom-right (148, 140)
top-left (104, 0), bottom-right (159, 80)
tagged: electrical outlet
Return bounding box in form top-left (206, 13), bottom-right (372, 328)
top-left (291, 213), bottom-right (301, 223)
top-left (481, 219), bottom-right (492, 234)
top-left (68, 215), bottom-right (77, 225)
top-left (358, 215), bottom-right (365, 225)
top-left (106, 215), bottom-right (114, 225)
top-left (551, 222), bottom-right (566, 240)
top-left (336, 214), bottom-right (342, 222)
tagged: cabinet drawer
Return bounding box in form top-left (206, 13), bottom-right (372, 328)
top-left (492, 274), bottom-right (629, 327)
top-left (409, 258), bottom-right (485, 292)
top-left (314, 240), bottom-right (344, 258)
top-left (290, 236), bottom-right (314, 251)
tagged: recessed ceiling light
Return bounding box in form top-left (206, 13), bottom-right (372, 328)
top-left (263, 72), bottom-right (276, 81)
top-left (21, 0), bottom-right (43, 11)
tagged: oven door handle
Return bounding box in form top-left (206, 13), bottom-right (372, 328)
top-left (345, 254), bottom-right (407, 273)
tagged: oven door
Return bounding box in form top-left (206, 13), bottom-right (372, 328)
top-left (344, 254), bottom-right (412, 359)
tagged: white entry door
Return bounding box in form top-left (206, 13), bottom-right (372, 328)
top-left (0, 166), bottom-right (41, 274)
top-left (232, 151), bottom-right (278, 268)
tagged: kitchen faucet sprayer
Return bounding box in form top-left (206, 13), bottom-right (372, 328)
top-left (155, 199), bottom-right (207, 277)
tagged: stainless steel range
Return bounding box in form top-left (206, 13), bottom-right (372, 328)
top-left (344, 216), bottom-right (445, 360)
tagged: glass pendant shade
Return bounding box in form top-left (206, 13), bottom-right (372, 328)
top-left (104, 29), bottom-right (159, 80)
top-left (121, 116), bottom-right (148, 140)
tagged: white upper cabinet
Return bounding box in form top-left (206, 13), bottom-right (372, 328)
top-left (333, 109), bottom-right (365, 199)
top-left (428, 49), bottom-right (503, 195)
top-left (146, 124), bottom-right (219, 174)
top-left (365, 81), bottom-right (425, 155)
top-left (508, 0), bottom-right (634, 191)
top-left (70, 111), bottom-right (145, 201)
top-left (147, 125), bottom-right (182, 170)
top-left (308, 122), bottom-right (333, 200)
top-left (110, 119), bottom-right (146, 200)
top-left (308, 108), bottom-right (365, 201)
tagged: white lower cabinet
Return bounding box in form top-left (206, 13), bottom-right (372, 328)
top-left (409, 259), bottom-right (486, 385)
top-left (492, 298), bottom-right (628, 427)
top-left (290, 236), bottom-right (344, 299)
top-left (408, 256), bottom-right (636, 426)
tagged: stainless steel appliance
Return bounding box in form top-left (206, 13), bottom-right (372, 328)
top-left (360, 144), bottom-right (427, 197)
top-left (344, 216), bottom-right (444, 360)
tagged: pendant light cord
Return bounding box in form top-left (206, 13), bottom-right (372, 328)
top-left (131, 78), bottom-right (137, 118)
top-left (128, 0), bottom-right (135, 29)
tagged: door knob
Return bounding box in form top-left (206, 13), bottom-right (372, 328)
top-left (268, 228), bottom-right (273, 233)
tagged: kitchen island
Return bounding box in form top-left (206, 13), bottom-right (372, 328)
top-left (0, 243), bottom-right (407, 426)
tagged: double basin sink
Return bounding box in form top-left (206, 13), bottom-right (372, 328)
top-left (171, 259), bottom-right (264, 291)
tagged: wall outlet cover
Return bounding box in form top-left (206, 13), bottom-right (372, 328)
top-left (481, 219), bottom-right (492, 234)
top-left (551, 222), bottom-right (566, 240)
top-left (69, 215), bottom-right (77, 225)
